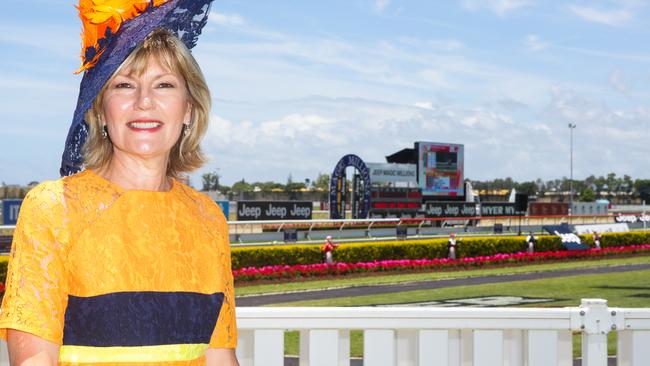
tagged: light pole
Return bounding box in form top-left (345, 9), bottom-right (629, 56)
top-left (568, 123), bottom-right (576, 215)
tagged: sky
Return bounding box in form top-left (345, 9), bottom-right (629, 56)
top-left (1, 0), bottom-right (649, 187)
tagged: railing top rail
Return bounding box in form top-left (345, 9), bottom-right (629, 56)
top-left (235, 307), bottom-right (576, 330)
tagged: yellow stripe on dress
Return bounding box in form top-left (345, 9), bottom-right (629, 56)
top-left (59, 343), bottom-right (209, 363)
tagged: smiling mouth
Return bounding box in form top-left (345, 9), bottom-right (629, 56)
top-left (127, 121), bottom-right (163, 131)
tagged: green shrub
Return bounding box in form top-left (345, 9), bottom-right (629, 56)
top-left (230, 232), bottom-right (649, 269)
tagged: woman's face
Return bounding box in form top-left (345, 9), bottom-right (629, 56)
top-left (101, 56), bottom-right (191, 162)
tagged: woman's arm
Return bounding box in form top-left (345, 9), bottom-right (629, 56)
top-left (206, 348), bottom-right (239, 366)
top-left (7, 329), bottom-right (59, 366)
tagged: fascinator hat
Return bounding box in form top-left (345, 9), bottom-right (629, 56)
top-left (60, 0), bottom-right (214, 176)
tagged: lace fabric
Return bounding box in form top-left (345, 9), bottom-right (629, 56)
top-left (0, 170), bottom-right (237, 364)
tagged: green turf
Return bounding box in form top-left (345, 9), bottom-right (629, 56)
top-left (235, 255), bottom-right (650, 296)
top-left (271, 266), bottom-right (650, 357)
top-left (273, 268), bottom-right (650, 307)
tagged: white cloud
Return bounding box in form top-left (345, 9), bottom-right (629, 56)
top-left (608, 69), bottom-right (628, 93)
top-left (568, 1), bottom-right (646, 26)
top-left (374, 0), bottom-right (391, 12)
top-left (210, 12), bottom-right (246, 27)
top-left (461, 0), bottom-right (532, 16)
top-left (524, 34), bottom-right (548, 51)
top-left (414, 101), bottom-right (434, 110)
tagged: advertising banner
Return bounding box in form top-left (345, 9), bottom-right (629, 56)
top-left (574, 223), bottom-right (629, 234)
top-left (423, 202), bottom-right (522, 218)
top-left (366, 163), bottom-right (417, 184)
top-left (480, 203), bottom-right (521, 216)
top-left (2, 199), bottom-right (23, 225)
top-left (615, 214), bottom-right (650, 223)
top-left (542, 224), bottom-right (590, 250)
top-left (424, 202), bottom-right (477, 218)
top-left (215, 200), bottom-right (229, 218)
top-left (416, 142), bottom-right (464, 197)
top-left (236, 201), bottom-right (312, 221)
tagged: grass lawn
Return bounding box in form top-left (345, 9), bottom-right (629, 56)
top-left (241, 257), bottom-right (650, 358)
top-left (235, 254), bottom-right (650, 296)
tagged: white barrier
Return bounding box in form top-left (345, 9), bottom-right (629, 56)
top-left (235, 299), bottom-right (650, 366)
top-left (0, 299), bottom-right (648, 365)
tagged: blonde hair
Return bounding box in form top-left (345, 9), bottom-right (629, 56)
top-left (83, 28), bottom-right (210, 178)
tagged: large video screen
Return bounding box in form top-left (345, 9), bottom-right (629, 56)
top-left (417, 142), bottom-right (464, 196)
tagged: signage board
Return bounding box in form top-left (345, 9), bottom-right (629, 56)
top-left (236, 201), bottom-right (312, 221)
top-left (615, 214), bottom-right (650, 223)
top-left (2, 199), bottom-right (23, 225)
top-left (575, 223), bottom-right (629, 234)
top-left (424, 202), bottom-right (477, 218)
top-left (366, 163), bottom-right (417, 184)
top-left (480, 203), bottom-right (521, 216)
top-left (423, 202), bottom-right (523, 218)
top-left (416, 142), bottom-right (464, 197)
top-left (215, 200), bottom-right (230, 218)
top-left (542, 224), bottom-right (590, 250)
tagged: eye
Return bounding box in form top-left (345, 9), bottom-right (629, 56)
top-left (157, 82), bottom-right (175, 88)
top-left (114, 82), bottom-right (133, 89)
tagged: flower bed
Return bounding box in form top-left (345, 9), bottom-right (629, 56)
top-left (233, 244), bottom-right (650, 283)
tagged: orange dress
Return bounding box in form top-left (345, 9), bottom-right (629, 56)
top-left (0, 170), bottom-right (237, 365)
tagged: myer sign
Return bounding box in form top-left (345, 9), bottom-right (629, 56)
top-left (366, 163), bottom-right (417, 184)
top-left (236, 201), bottom-right (312, 221)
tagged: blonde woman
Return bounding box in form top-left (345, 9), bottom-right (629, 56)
top-left (0, 1), bottom-right (238, 365)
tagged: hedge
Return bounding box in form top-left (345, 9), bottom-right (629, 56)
top-left (231, 232), bottom-right (650, 270)
top-left (0, 232), bottom-right (647, 279)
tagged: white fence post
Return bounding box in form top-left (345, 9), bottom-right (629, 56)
top-left (419, 330), bottom-right (449, 366)
top-left (299, 329), bottom-right (349, 366)
top-left (571, 299), bottom-right (616, 366)
top-left (235, 330), bottom-right (254, 366)
top-left (253, 330), bottom-right (284, 366)
top-left (364, 330), bottom-right (396, 366)
top-left (617, 306), bottom-right (650, 366)
top-left (474, 330), bottom-right (503, 366)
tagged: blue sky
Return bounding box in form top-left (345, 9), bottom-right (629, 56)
top-left (1, 0), bottom-right (649, 186)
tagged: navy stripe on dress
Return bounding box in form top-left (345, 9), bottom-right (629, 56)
top-left (63, 291), bottom-right (224, 347)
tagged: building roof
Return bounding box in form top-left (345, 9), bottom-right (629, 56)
top-left (386, 148), bottom-right (417, 164)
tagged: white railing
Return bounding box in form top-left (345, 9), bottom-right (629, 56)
top-left (236, 299), bottom-right (650, 366)
top-left (0, 299), bottom-right (648, 365)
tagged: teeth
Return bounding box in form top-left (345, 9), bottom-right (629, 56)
top-left (129, 122), bottom-right (161, 129)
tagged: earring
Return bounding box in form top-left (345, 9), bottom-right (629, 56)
top-left (183, 124), bottom-right (191, 137)
top-left (102, 125), bottom-right (108, 139)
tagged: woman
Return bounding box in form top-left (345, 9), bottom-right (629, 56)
top-left (0, 1), bottom-right (238, 365)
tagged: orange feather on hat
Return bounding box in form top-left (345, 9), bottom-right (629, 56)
top-left (76, 0), bottom-right (169, 73)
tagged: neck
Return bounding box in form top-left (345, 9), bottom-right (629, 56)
top-left (97, 154), bottom-right (171, 192)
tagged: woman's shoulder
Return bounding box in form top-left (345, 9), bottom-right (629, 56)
top-left (23, 178), bottom-right (66, 207)
top-left (173, 181), bottom-right (226, 220)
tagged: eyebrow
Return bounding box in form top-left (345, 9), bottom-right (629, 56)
top-left (116, 71), bottom-right (180, 79)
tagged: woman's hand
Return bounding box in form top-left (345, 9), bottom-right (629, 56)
top-left (206, 348), bottom-right (239, 366)
top-left (7, 329), bottom-right (59, 366)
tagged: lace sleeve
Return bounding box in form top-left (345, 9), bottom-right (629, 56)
top-left (0, 182), bottom-right (69, 345)
top-left (209, 208), bottom-right (238, 349)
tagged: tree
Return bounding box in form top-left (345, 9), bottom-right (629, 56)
top-left (580, 187), bottom-right (596, 202)
top-left (231, 179), bottom-right (252, 193)
top-left (514, 181), bottom-right (537, 196)
top-left (285, 182), bottom-right (307, 192)
top-left (635, 179), bottom-right (650, 204)
top-left (201, 172), bottom-right (220, 191)
top-left (312, 173), bottom-right (330, 191)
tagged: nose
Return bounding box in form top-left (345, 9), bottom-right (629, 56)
top-left (135, 87), bottom-right (153, 110)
